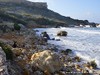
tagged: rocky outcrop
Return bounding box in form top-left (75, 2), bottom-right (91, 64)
top-left (0, 0), bottom-right (47, 9)
top-left (57, 31), bottom-right (67, 36)
top-left (31, 50), bottom-right (63, 73)
top-left (0, 0), bottom-right (26, 3)
top-left (0, 0), bottom-right (95, 27)
top-left (41, 32), bottom-right (50, 40)
top-left (0, 47), bottom-right (9, 75)
top-left (27, 2), bottom-right (47, 9)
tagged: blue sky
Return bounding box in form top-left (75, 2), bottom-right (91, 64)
top-left (28, 0), bottom-right (100, 23)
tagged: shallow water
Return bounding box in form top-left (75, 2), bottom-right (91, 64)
top-left (35, 27), bottom-right (100, 68)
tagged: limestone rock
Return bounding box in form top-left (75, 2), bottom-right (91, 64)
top-left (31, 50), bottom-right (63, 73)
top-left (12, 48), bottom-right (26, 56)
top-left (57, 31), bottom-right (67, 36)
top-left (0, 47), bottom-right (9, 75)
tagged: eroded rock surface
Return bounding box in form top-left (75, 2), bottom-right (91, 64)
top-left (0, 47), bottom-right (9, 75)
top-left (31, 50), bottom-right (63, 73)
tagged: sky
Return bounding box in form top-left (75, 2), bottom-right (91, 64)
top-left (28, 0), bottom-right (100, 23)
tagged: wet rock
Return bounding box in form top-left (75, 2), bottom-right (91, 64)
top-left (41, 32), bottom-right (50, 40)
top-left (73, 56), bottom-right (81, 62)
top-left (85, 61), bottom-right (97, 69)
top-left (57, 31), bottom-right (67, 36)
top-left (55, 39), bottom-right (60, 41)
top-left (89, 60), bottom-right (97, 69)
top-left (51, 38), bottom-right (55, 40)
top-left (31, 50), bottom-right (63, 73)
top-left (61, 49), bottom-right (72, 55)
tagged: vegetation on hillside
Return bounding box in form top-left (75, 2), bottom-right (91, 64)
top-left (0, 0), bottom-right (96, 27)
top-left (0, 41), bottom-right (13, 60)
top-left (14, 23), bottom-right (21, 31)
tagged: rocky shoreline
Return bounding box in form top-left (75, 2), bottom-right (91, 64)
top-left (0, 27), bottom-right (99, 75)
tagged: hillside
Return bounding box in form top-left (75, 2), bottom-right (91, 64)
top-left (0, 1), bottom-right (99, 75)
top-left (0, 0), bottom-right (96, 27)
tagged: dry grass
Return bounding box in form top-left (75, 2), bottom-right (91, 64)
top-left (0, 32), bottom-right (24, 46)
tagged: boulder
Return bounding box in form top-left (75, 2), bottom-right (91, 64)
top-left (57, 31), bottom-right (67, 36)
top-left (41, 32), bottom-right (50, 40)
top-left (31, 50), bottom-right (63, 73)
top-left (0, 47), bottom-right (9, 75)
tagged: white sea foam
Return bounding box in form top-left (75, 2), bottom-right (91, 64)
top-left (35, 27), bottom-right (100, 68)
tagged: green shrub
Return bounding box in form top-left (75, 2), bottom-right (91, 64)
top-left (0, 41), bottom-right (13, 60)
top-left (14, 23), bottom-right (21, 31)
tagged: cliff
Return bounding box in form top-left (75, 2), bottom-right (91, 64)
top-left (0, 0), bottom-right (96, 27)
top-left (0, 0), bottom-right (47, 8)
